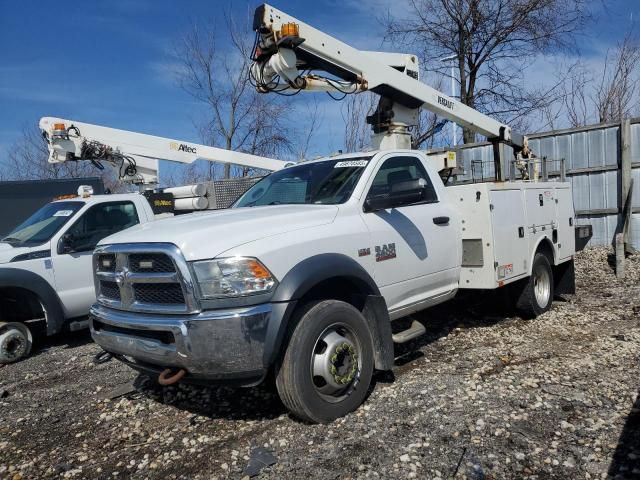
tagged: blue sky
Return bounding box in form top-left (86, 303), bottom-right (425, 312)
top-left (0, 0), bottom-right (638, 182)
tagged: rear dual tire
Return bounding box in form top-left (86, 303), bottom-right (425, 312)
top-left (275, 300), bottom-right (374, 423)
top-left (515, 252), bottom-right (554, 319)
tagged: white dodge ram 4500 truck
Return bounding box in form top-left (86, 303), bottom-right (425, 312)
top-left (90, 150), bottom-right (578, 422)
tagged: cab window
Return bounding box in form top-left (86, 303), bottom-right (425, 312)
top-left (366, 156), bottom-right (437, 205)
top-left (63, 202), bottom-right (139, 253)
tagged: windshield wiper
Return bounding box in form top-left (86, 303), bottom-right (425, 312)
top-left (1, 237), bottom-right (22, 243)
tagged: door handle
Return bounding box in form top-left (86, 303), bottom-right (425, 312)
top-left (433, 216), bottom-right (450, 225)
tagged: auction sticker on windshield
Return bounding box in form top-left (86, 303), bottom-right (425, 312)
top-left (334, 160), bottom-right (368, 168)
top-left (53, 210), bottom-right (74, 217)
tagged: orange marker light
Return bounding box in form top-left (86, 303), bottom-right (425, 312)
top-left (280, 22), bottom-right (299, 37)
top-left (248, 259), bottom-right (272, 279)
top-left (53, 123), bottom-right (66, 131)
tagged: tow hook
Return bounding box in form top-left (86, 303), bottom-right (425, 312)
top-left (158, 368), bottom-right (186, 386)
top-left (92, 350), bottom-right (113, 365)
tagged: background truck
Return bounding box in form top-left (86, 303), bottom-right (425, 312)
top-left (0, 177), bottom-right (104, 236)
top-left (0, 121), bottom-right (289, 363)
top-left (0, 190), bottom-right (154, 362)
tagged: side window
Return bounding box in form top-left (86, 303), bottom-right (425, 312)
top-left (64, 202), bottom-right (139, 252)
top-left (366, 156), bottom-right (438, 205)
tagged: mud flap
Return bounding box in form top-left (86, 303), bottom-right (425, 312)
top-left (362, 295), bottom-right (394, 371)
top-left (554, 259), bottom-right (576, 296)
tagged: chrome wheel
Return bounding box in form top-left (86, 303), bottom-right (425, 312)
top-left (311, 323), bottom-right (361, 403)
top-left (533, 263), bottom-right (551, 308)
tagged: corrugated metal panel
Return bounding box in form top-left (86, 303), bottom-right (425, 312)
top-left (633, 167), bottom-right (640, 208)
top-left (632, 214), bottom-right (640, 248)
top-left (570, 174), bottom-right (590, 211)
top-left (571, 132), bottom-right (589, 169)
top-left (604, 127), bottom-right (619, 166)
top-left (588, 129), bottom-right (606, 168)
top-left (604, 170), bottom-right (618, 209)
top-left (631, 123), bottom-right (640, 162)
top-left (556, 135), bottom-right (572, 168)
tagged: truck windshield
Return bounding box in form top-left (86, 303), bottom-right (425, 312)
top-left (234, 158), bottom-right (371, 207)
top-left (1, 201), bottom-right (84, 246)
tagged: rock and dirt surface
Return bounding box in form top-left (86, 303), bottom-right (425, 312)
top-left (1, 247), bottom-right (639, 480)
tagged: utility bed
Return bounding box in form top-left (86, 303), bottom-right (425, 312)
top-left (450, 181), bottom-right (575, 289)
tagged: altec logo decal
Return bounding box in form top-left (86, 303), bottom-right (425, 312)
top-left (169, 142), bottom-right (197, 154)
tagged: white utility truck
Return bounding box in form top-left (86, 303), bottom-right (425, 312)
top-left (0, 119), bottom-right (289, 363)
top-left (71, 4), bottom-right (582, 422)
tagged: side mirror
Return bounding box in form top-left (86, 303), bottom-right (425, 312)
top-left (364, 178), bottom-right (426, 212)
top-left (58, 233), bottom-right (76, 254)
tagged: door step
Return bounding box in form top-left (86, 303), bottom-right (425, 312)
top-left (392, 319), bottom-right (426, 344)
top-left (69, 320), bottom-right (90, 332)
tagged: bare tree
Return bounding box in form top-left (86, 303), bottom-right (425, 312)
top-left (174, 14), bottom-right (315, 180)
top-left (293, 99), bottom-right (324, 161)
top-left (383, 0), bottom-right (590, 143)
top-left (595, 34), bottom-right (640, 123)
top-left (0, 126), bottom-right (121, 190)
top-left (560, 32), bottom-right (640, 128)
top-left (342, 93), bottom-right (376, 152)
top-left (555, 61), bottom-right (592, 128)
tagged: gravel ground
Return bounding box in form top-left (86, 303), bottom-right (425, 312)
top-left (1, 247), bottom-right (639, 480)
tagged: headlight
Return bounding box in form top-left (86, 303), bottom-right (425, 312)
top-left (192, 257), bottom-right (277, 299)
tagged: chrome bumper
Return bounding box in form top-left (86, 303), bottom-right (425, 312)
top-left (89, 303), bottom-right (272, 381)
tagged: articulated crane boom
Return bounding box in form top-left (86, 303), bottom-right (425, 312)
top-left (251, 4), bottom-right (530, 179)
top-left (39, 117), bottom-right (292, 186)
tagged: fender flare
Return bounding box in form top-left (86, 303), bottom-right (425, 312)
top-left (0, 268), bottom-right (65, 335)
top-left (264, 254), bottom-right (394, 371)
top-left (529, 236), bottom-right (556, 274)
top-left (271, 253), bottom-right (380, 302)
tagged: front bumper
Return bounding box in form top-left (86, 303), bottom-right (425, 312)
top-left (90, 302), bottom-right (273, 384)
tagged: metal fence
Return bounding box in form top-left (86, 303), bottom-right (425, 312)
top-left (453, 118), bottom-right (640, 249)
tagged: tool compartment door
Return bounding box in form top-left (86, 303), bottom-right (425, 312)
top-left (490, 189), bottom-right (528, 282)
top-left (555, 187), bottom-right (575, 261)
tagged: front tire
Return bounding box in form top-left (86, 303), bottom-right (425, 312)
top-left (0, 322), bottom-right (33, 364)
top-left (275, 300), bottom-right (374, 423)
top-left (515, 252), bottom-right (554, 318)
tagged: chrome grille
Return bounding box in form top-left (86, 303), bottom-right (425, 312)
top-left (93, 243), bottom-right (199, 314)
top-left (97, 254), bottom-right (116, 272)
top-left (129, 253), bottom-right (175, 273)
top-left (100, 280), bottom-right (121, 301)
top-left (133, 283), bottom-right (185, 304)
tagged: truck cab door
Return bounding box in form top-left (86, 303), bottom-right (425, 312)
top-left (359, 154), bottom-right (459, 316)
top-left (51, 200), bottom-right (140, 319)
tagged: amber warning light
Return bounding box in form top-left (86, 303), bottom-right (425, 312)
top-left (280, 22), bottom-right (299, 38)
top-left (52, 123), bottom-right (67, 138)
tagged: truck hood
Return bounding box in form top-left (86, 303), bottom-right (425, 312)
top-left (100, 204), bottom-right (339, 261)
top-left (0, 242), bottom-right (41, 265)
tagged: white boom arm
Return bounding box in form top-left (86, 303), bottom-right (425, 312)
top-left (251, 4), bottom-right (529, 177)
top-left (39, 117), bottom-right (292, 186)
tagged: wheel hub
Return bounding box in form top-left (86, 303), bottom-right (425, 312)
top-left (329, 342), bottom-right (358, 385)
top-left (311, 326), bottom-right (361, 401)
top-left (1, 332), bottom-right (26, 361)
top-left (533, 264), bottom-right (551, 307)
